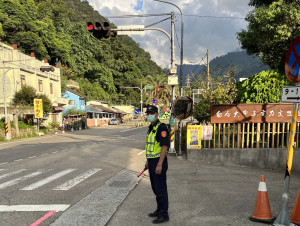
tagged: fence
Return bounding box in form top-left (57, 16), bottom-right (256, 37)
top-left (200, 122), bottom-right (299, 149)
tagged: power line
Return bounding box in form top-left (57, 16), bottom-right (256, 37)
top-left (145, 17), bottom-right (170, 28)
top-left (174, 22), bottom-right (181, 49)
top-left (183, 14), bottom-right (245, 19)
top-left (105, 13), bottom-right (171, 18)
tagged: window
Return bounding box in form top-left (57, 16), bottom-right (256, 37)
top-left (50, 83), bottom-right (53, 94)
top-left (20, 75), bottom-right (26, 87)
top-left (38, 80), bottom-right (43, 92)
top-left (69, 100), bottom-right (75, 105)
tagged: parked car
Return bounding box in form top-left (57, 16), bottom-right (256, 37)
top-left (109, 119), bottom-right (119, 125)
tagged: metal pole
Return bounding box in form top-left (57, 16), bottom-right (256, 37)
top-left (273, 89), bottom-right (299, 226)
top-left (140, 83), bottom-right (143, 117)
top-left (2, 62), bottom-right (11, 140)
top-left (154, 0), bottom-right (184, 90)
top-left (171, 12), bottom-right (175, 69)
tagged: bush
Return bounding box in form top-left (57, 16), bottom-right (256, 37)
top-left (48, 121), bottom-right (59, 129)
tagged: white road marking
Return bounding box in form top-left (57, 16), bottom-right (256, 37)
top-left (14, 159), bottom-right (23, 162)
top-left (53, 168), bottom-right (102, 191)
top-left (0, 169), bottom-right (26, 180)
top-left (137, 150), bottom-right (145, 155)
top-left (52, 151), bottom-right (58, 154)
top-left (0, 170), bottom-right (45, 189)
top-left (28, 156), bottom-right (36, 159)
top-left (21, 169), bottom-right (76, 190)
top-left (0, 205), bottom-right (70, 212)
top-left (120, 127), bottom-right (144, 133)
top-left (0, 169), bottom-right (5, 172)
top-left (0, 162), bottom-right (8, 166)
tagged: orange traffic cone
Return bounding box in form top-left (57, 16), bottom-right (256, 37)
top-left (291, 189), bottom-right (300, 225)
top-left (249, 175), bottom-right (276, 223)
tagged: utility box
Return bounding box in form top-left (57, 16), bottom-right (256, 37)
top-left (168, 75), bottom-right (178, 85)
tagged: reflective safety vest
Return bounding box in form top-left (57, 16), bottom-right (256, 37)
top-left (145, 122), bottom-right (162, 159)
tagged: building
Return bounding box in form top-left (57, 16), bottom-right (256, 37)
top-left (0, 42), bottom-right (67, 125)
top-left (62, 88), bottom-right (87, 114)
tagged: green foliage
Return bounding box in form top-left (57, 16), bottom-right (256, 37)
top-left (144, 74), bottom-right (170, 107)
top-left (237, 0), bottom-right (300, 72)
top-left (0, 0), bottom-right (165, 109)
top-left (18, 121), bottom-right (34, 129)
top-left (48, 121), bottom-right (59, 129)
top-left (12, 85), bottom-right (52, 116)
top-left (192, 71), bottom-right (238, 122)
top-left (12, 85), bottom-right (36, 106)
top-left (237, 70), bottom-right (292, 103)
top-left (63, 107), bottom-right (86, 116)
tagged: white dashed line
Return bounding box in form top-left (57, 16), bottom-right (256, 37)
top-left (0, 162), bottom-right (8, 166)
top-left (28, 156), bottom-right (36, 159)
top-left (52, 151), bottom-right (58, 154)
top-left (14, 159), bottom-right (23, 162)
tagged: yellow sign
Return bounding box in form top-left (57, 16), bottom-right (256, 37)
top-left (34, 99), bottom-right (43, 118)
top-left (187, 125), bottom-right (202, 149)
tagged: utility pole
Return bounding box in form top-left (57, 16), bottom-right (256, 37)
top-left (207, 49), bottom-right (210, 88)
top-left (140, 83), bottom-right (143, 117)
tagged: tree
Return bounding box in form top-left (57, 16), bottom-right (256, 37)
top-left (145, 74), bottom-right (170, 107)
top-left (192, 71), bottom-right (238, 122)
top-left (12, 85), bottom-right (52, 116)
top-left (237, 0), bottom-right (300, 73)
top-left (236, 70), bottom-right (292, 103)
top-left (12, 85), bottom-right (36, 106)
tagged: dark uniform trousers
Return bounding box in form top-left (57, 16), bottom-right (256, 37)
top-left (148, 157), bottom-right (169, 218)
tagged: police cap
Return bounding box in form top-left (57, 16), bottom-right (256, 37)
top-left (145, 105), bottom-right (158, 113)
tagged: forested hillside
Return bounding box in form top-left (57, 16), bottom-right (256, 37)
top-left (178, 51), bottom-right (269, 85)
top-left (0, 0), bottom-right (165, 106)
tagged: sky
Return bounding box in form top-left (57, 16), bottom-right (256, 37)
top-left (87, 0), bottom-right (252, 69)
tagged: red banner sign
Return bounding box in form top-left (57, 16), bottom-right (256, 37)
top-left (211, 103), bottom-right (298, 123)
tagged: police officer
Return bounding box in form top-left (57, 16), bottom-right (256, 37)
top-left (145, 105), bottom-right (170, 224)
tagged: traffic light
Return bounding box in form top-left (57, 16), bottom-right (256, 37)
top-left (87, 22), bottom-right (117, 39)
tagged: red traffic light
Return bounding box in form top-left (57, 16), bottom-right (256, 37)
top-left (87, 22), bottom-right (94, 31)
top-left (157, 86), bottom-right (160, 88)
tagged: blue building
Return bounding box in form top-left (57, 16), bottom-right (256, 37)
top-left (62, 88), bottom-right (86, 114)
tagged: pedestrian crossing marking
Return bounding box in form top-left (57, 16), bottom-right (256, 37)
top-left (21, 169), bottom-right (76, 190)
top-left (0, 169), bottom-right (26, 180)
top-left (53, 168), bottom-right (102, 190)
top-left (0, 204), bottom-right (70, 212)
top-left (0, 168), bottom-right (102, 191)
top-left (0, 170), bottom-right (45, 189)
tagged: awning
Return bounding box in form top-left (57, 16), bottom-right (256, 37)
top-left (53, 106), bottom-right (65, 111)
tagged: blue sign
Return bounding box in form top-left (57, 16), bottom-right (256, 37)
top-left (285, 37), bottom-right (300, 83)
top-left (152, 99), bottom-right (157, 103)
top-left (134, 110), bottom-right (140, 115)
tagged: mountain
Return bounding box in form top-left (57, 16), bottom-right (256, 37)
top-left (177, 51), bottom-right (270, 86)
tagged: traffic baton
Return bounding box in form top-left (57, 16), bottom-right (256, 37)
top-left (137, 167), bottom-right (147, 177)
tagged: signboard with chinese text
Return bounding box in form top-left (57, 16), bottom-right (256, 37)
top-left (211, 104), bottom-right (299, 123)
top-left (281, 86), bottom-right (300, 103)
top-left (202, 126), bottom-right (213, 140)
top-left (187, 125), bottom-right (202, 149)
top-left (34, 99), bottom-right (43, 119)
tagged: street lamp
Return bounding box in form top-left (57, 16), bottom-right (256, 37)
top-left (120, 83), bottom-right (144, 116)
top-left (154, 0), bottom-right (184, 91)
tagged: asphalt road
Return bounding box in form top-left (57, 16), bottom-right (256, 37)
top-left (1, 124), bottom-right (299, 226)
top-left (0, 125), bottom-right (148, 226)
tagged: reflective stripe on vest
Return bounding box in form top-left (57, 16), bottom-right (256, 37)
top-left (145, 122), bottom-right (161, 159)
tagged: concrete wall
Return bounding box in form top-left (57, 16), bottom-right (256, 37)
top-left (87, 119), bottom-right (110, 127)
top-left (187, 148), bottom-right (300, 172)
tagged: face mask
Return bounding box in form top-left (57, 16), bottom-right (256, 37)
top-left (147, 115), bottom-right (156, 122)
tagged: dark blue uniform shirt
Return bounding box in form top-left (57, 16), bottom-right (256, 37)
top-left (148, 120), bottom-right (170, 147)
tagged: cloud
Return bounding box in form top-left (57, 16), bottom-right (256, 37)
top-left (87, 0), bottom-right (252, 68)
